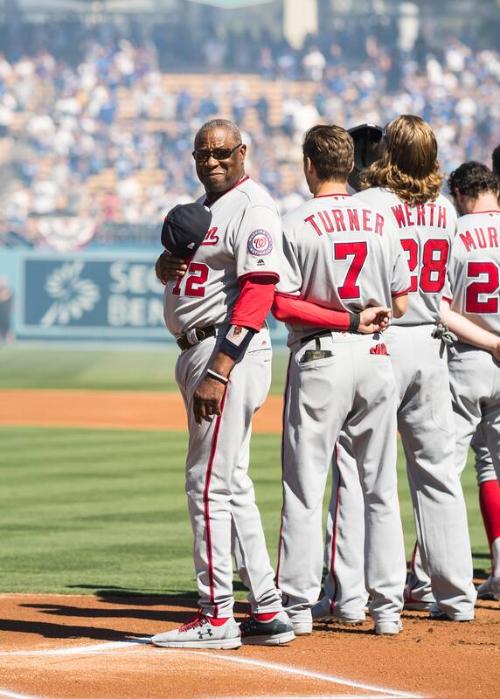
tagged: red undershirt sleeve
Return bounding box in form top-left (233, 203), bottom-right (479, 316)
top-left (272, 292), bottom-right (351, 331)
top-left (230, 273), bottom-right (278, 331)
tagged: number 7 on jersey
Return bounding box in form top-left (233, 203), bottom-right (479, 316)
top-left (334, 242), bottom-right (368, 299)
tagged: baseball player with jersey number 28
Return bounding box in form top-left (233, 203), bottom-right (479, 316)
top-left (307, 116), bottom-right (477, 624)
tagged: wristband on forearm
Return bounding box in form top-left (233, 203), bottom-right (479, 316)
top-left (219, 324), bottom-right (256, 361)
top-left (206, 369), bottom-right (229, 385)
top-left (349, 313), bottom-right (361, 332)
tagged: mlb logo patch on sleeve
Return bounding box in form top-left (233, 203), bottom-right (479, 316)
top-left (247, 229), bottom-right (273, 256)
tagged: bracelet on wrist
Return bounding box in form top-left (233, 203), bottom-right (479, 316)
top-left (349, 312), bottom-right (361, 332)
top-left (206, 369), bottom-right (229, 385)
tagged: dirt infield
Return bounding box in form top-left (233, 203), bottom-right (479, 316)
top-left (0, 594), bottom-right (499, 699)
top-left (1, 390), bottom-right (499, 697)
top-left (0, 389), bottom-right (282, 432)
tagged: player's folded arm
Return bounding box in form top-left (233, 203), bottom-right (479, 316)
top-left (440, 298), bottom-right (499, 354)
top-left (272, 291), bottom-right (356, 331)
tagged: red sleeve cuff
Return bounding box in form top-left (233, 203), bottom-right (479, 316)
top-left (392, 286), bottom-right (411, 298)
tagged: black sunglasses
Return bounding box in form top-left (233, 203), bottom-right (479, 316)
top-left (192, 143), bottom-right (242, 163)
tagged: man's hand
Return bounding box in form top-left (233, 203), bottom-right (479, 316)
top-left (193, 376), bottom-right (227, 424)
top-left (358, 306), bottom-right (392, 334)
top-left (193, 351), bottom-right (236, 424)
top-left (155, 251), bottom-right (188, 285)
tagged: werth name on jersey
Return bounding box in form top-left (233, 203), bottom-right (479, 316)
top-left (459, 226), bottom-right (499, 252)
top-left (304, 207), bottom-right (385, 237)
top-left (391, 202), bottom-right (448, 229)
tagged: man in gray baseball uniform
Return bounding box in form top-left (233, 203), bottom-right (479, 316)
top-left (309, 117), bottom-right (478, 624)
top-left (443, 161), bottom-right (500, 600)
top-left (152, 118), bottom-right (295, 648)
top-left (274, 124), bottom-right (410, 636)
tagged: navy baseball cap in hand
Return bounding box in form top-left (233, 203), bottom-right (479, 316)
top-left (161, 203), bottom-right (212, 258)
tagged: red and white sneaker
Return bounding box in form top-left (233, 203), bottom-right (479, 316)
top-left (151, 611), bottom-right (241, 649)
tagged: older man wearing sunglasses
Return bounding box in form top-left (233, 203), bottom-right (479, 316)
top-left (152, 118), bottom-right (295, 649)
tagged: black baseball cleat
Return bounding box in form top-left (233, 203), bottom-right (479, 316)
top-left (240, 610), bottom-right (296, 645)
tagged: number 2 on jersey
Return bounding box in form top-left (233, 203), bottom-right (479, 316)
top-left (334, 242), bottom-right (368, 299)
top-left (465, 261), bottom-right (499, 314)
top-left (401, 238), bottom-right (449, 293)
top-left (172, 262), bottom-right (209, 297)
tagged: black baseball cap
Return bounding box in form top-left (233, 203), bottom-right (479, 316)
top-left (347, 123), bottom-right (384, 191)
top-left (161, 203), bottom-right (212, 258)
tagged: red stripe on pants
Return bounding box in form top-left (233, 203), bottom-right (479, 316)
top-left (203, 389), bottom-right (228, 618)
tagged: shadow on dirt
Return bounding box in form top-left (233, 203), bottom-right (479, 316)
top-left (0, 617), bottom-right (145, 642)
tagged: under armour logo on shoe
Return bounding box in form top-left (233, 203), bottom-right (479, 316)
top-left (197, 628), bottom-right (213, 639)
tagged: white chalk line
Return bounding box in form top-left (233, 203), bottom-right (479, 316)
top-left (193, 651), bottom-right (424, 699)
top-left (228, 696), bottom-right (399, 699)
top-left (0, 640), bottom-right (140, 657)
top-left (0, 689), bottom-right (39, 699)
top-left (0, 640), bottom-right (426, 699)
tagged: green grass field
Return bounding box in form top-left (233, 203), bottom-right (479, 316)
top-left (0, 345), bottom-right (289, 394)
top-left (0, 346), bottom-right (490, 594)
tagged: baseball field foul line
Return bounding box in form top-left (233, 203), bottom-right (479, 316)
top-left (0, 690), bottom-right (39, 699)
top-left (196, 652), bottom-right (425, 699)
top-left (0, 640), bottom-right (425, 699)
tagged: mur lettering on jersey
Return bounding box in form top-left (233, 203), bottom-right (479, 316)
top-left (459, 227), bottom-right (499, 252)
top-left (304, 208), bottom-right (384, 237)
top-left (390, 202), bottom-right (447, 229)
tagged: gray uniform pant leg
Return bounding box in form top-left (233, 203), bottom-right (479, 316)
top-left (471, 427), bottom-right (497, 485)
top-left (449, 346), bottom-right (500, 482)
top-left (321, 436), bottom-right (368, 619)
top-left (177, 334), bottom-right (281, 617)
top-left (389, 327), bottom-right (476, 618)
top-left (278, 336), bottom-right (405, 624)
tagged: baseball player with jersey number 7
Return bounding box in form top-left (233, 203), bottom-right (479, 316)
top-left (273, 124), bottom-right (411, 637)
top-left (152, 118), bottom-right (296, 649)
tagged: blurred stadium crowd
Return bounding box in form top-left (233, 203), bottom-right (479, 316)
top-left (0, 16), bottom-right (498, 248)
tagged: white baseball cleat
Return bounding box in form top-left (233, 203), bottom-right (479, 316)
top-left (476, 575), bottom-right (500, 601)
top-left (375, 619), bottom-right (403, 636)
top-left (429, 603), bottom-right (474, 622)
top-left (290, 620), bottom-right (313, 636)
top-left (151, 611), bottom-right (241, 649)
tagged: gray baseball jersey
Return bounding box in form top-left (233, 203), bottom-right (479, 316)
top-left (163, 176), bottom-right (282, 336)
top-left (278, 193), bottom-right (410, 345)
top-left (276, 193), bottom-right (408, 629)
top-left (355, 188), bottom-right (457, 325)
top-left (445, 211), bottom-right (500, 334)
